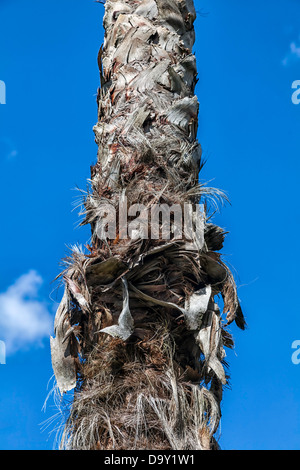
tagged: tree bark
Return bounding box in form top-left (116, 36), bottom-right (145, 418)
top-left (50, 0), bottom-right (245, 450)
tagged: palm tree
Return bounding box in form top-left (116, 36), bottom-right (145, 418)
top-left (50, 0), bottom-right (245, 450)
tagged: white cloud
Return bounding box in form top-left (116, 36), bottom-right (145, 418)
top-left (0, 270), bottom-right (53, 354)
top-left (282, 39), bottom-right (300, 66)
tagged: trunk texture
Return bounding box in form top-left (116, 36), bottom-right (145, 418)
top-left (50, 0), bottom-right (245, 450)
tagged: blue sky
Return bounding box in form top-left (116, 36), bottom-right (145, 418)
top-left (0, 0), bottom-right (300, 450)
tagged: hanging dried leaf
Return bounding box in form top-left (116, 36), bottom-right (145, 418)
top-left (196, 303), bottom-right (226, 385)
top-left (64, 276), bottom-right (90, 314)
top-left (184, 285), bottom-right (212, 330)
top-left (50, 289), bottom-right (77, 395)
top-left (204, 223), bottom-right (226, 251)
top-left (99, 278), bottom-right (133, 340)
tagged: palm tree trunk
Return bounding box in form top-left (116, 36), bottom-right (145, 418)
top-left (50, 0), bottom-right (245, 450)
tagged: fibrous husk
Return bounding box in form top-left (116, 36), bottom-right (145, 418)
top-left (59, 327), bottom-right (222, 450)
